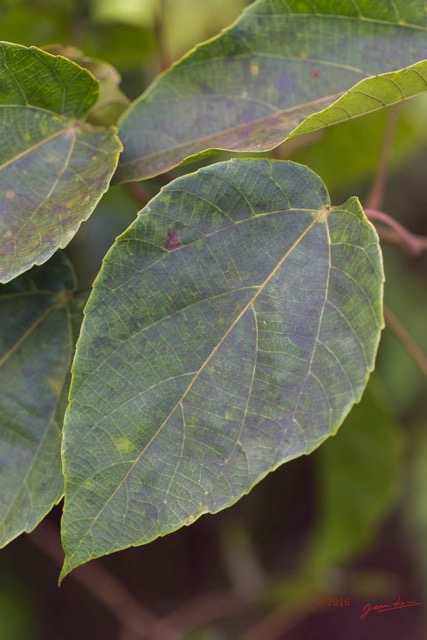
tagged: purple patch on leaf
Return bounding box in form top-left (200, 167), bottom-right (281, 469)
top-left (164, 229), bottom-right (182, 250)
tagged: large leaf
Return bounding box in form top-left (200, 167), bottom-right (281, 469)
top-left (115, 0), bottom-right (427, 182)
top-left (61, 159), bottom-right (383, 576)
top-left (0, 42), bottom-right (122, 283)
top-left (0, 253), bottom-right (78, 547)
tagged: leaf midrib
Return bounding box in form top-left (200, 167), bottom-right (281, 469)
top-left (76, 206), bottom-right (320, 383)
top-left (0, 117), bottom-right (74, 173)
top-left (8, 128), bottom-right (76, 246)
top-left (245, 10), bottom-right (427, 30)
top-left (65, 210), bottom-right (324, 565)
top-left (0, 299), bottom-right (72, 545)
top-left (118, 93), bottom-right (340, 175)
top-left (0, 302), bottom-right (56, 368)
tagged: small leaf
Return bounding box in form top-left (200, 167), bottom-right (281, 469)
top-left (292, 63), bottom-right (427, 138)
top-left (0, 253), bottom-right (78, 547)
top-left (61, 159), bottom-right (384, 576)
top-left (0, 42), bottom-right (98, 117)
top-left (0, 42), bottom-right (122, 283)
top-left (42, 45), bottom-right (130, 126)
top-left (115, 0), bottom-right (427, 182)
top-left (291, 97), bottom-right (427, 190)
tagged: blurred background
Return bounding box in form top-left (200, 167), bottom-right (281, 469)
top-left (1, 1), bottom-right (427, 638)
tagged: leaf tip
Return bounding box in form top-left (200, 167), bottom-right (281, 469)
top-left (59, 551), bottom-right (81, 584)
top-left (58, 563), bottom-right (69, 585)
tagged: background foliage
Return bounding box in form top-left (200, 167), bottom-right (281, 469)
top-left (0, 1), bottom-right (426, 639)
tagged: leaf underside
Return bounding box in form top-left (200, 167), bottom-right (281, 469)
top-left (61, 159), bottom-right (384, 576)
top-left (0, 253), bottom-right (76, 547)
top-left (115, 0), bottom-right (427, 182)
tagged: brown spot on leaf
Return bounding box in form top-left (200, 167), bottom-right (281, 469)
top-left (164, 229), bottom-right (181, 250)
top-left (250, 63), bottom-right (260, 76)
top-left (311, 70), bottom-right (320, 79)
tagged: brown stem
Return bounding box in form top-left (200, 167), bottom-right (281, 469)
top-left (124, 171), bottom-right (181, 208)
top-left (156, 170), bottom-right (182, 186)
top-left (165, 590), bottom-right (247, 634)
top-left (384, 306), bottom-right (427, 379)
top-left (155, 0), bottom-right (173, 71)
top-left (365, 209), bottom-right (427, 255)
top-left (29, 521), bottom-right (181, 640)
top-left (238, 602), bottom-right (313, 640)
top-left (271, 131), bottom-right (323, 159)
top-left (366, 105), bottom-right (400, 211)
top-left (374, 226), bottom-right (427, 254)
top-left (220, 520), bottom-right (266, 601)
top-left (124, 182), bottom-right (154, 207)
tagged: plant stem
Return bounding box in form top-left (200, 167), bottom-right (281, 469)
top-left (220, 519), bottom-right (266, 600)
top-left (365, 209), bottom-right (427, 255)
top-left (124, 182), bottom-right (154, 207)
top-left (373, 226), bottom-right (427, 254)
top-left (238, 602), bottom-right (313, 640)
top-left (165, 590), bottom-right (247, 634)
top-left (155, 0), bottom-right (172, 71)
top-left (30, 520), bottom-right (181, 640)
top-left (366, 105), bottom-right (400, 211)
top-left (384, 306), bottom-right (427, 379)
top-left (156, 170), bottom-right (182, 186)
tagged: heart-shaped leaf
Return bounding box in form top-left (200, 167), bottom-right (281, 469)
top-left (0, 253), bottom-right (81, 547)
top-left (61, 159), bottom-right (383, 576)
top-left (0, 43), bottom-right (122, 283)
top-left (115, 0), bottom-right (427, 182)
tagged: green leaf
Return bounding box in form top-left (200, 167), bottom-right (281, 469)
top-left (290, 97), bottom-right (427, 190)
top-left (83, 59), bottom-right (130, 127)
top-left (0, 42), bottom-right (122, 283)
top-left (292, 61), bottom-right (427, 137)
top-left (304, 379), bottom-right (403, 573)
top-left (0, 42), bottom-right (98, 117)
top-left (61, 159), bottom-right (384, 576)
top-left (0, 253), bottom-right (78, 547)
top-left (42, 45), bottom-right (130, 126)
top-left (115, 0), bottom-right (427, 182)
